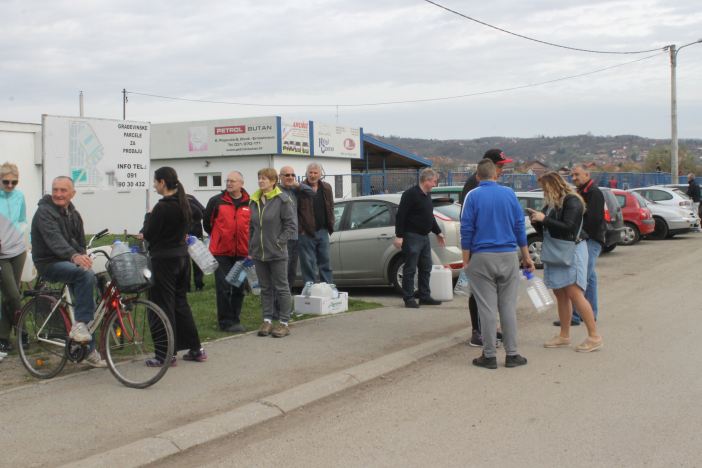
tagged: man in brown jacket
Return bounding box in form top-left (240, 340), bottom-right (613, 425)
top-left (297, 162), bottom-right (335, 284)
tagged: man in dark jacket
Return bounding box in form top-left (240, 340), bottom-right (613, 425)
top-left (568, 164), bottom-right (607, 326)
top-left (394, 168), bottom-right (446, 308)
top-left (686, 173), bottom-right (701, 219)
top-left (31, 176), bottom-right (106, 367)
top-left (459, 149), bottom-right (513, 346)
top-left (186, 194), bottom-right (206, 291)
top-left (203, 171), bottom-right (251, 333)
top-left (277, 166), bottom-right (313, 291)
top-left (297, 163), bottom-right (335, 284)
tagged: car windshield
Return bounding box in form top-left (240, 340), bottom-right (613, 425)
top-left (433, 202), bottom-right (461, 221)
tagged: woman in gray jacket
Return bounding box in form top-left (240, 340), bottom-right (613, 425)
top-left (249, 168), bottom-right (297, 338)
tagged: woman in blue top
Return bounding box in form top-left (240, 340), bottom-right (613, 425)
top-left (0, 162), bottom-right (28, 353)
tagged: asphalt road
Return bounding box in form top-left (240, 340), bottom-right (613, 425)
top-left (156, 234), bottom-right (702, 468)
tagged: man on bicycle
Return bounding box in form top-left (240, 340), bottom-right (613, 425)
top-left (30, 176), bottom-right (106, 368)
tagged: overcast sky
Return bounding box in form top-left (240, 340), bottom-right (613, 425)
top-left (2, 0), bottom-right (701, 139)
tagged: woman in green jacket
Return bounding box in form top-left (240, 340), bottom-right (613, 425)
top-left (249, 168), bottom-right (297, 338)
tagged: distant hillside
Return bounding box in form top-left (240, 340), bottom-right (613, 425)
top-left (371, 134), bottom-right (702, 169)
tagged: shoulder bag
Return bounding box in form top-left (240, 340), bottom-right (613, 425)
top-left (540, 208), bottom-right (583, 267)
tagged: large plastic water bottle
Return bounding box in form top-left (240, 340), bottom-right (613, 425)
top-left (186, 235), bottom-right (219, 275)
top-left (111, 240), bottom-right (130, 257)
top-left (454, 270), bottom-right (471, 297)
top-left (301, 281), bottom-right (313, 297)
top-left (225, 260), bottom-right (247, 287)
top-left (243, 259), bottom-right (260, 295)
top-left (522, 270), bottom-right (554, 313)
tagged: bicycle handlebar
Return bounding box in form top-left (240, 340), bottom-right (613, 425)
top-left (87, 228), bottom-right (110, 249)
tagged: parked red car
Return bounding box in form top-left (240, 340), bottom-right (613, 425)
top-left (612, 189), bottom-right (655, 245)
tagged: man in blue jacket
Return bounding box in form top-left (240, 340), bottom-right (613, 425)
top-left (461, 160), bottom-right (534, 369)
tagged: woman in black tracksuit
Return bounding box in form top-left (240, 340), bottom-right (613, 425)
top-left (142, 167), bottom-right (205, 365)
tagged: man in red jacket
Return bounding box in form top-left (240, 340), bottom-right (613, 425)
top-left (204, 171), bottom-right (251, 333)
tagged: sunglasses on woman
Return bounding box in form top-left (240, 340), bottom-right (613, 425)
top-left (2, 180), bottom-right (18, 186)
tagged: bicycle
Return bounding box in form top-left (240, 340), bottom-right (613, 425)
top-left (16, 229), bottom-right (175, 389)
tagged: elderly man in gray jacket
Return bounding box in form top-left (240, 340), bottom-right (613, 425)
top-left (31, 176), bottom-right (106, 367)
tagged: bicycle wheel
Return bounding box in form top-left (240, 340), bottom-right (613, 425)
top-left (102, 298), bottom-right (174, 389)
top-left (17, 295), bottom-right (69, 379)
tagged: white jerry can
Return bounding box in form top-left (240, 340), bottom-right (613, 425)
top-left (429, 265), bottom-right (453, 301)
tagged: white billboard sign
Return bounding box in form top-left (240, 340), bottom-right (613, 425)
top-left (42, 115), bottom-right (151, 189)
top-left (151, 116), bottom-right (278, 159)
top-left (312, 123), bottom-right (362, 159)
top-left (281, 120), bottom-right (311, 156)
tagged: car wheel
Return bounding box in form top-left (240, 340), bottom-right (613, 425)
top-left (602, 243), bottom-right (617, 253)
top-left (620, 222), bottom-right (640, 245)
top-left (650, 216), bottom-right (669, 240)
top-left (389, 255), bottom-right (417, 295)
top-left (527, 234), bottom-right (543, 269)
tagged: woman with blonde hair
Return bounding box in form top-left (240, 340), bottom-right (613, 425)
top-left (0, 162), bottom-right (28, 353)
top-left (528, 172), bottom-right (602, 352)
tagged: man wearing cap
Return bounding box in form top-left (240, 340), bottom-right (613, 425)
top-left (459, 149), bottom-right (513, 347)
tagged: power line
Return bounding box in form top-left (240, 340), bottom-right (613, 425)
top-left (127, 52), bottom-right (663, 109)
top-left (423, 0), bottom-right (666, 55)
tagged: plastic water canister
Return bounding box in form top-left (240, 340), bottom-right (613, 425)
top-left (522, 270), bottom-right (554, 313)
top-left (429, 265), bottom-right (453, 301)
top-left (225, 260), bottom-right (247, 287)
top-left (111, 240), bottom-right (130, 257)
top-left (301, 281), bottom-right (314, 297)
top-left (186, 236), bottom-right (219, 275)
top-left (310, 282), bottom-right (334, 298)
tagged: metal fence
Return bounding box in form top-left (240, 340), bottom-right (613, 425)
top-left (341, 170), bottom-right (694, 197)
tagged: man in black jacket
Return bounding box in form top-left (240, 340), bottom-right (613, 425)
top-left (186, 194), bottom-right (206, 291)
top-left (459, 149), bottom-right (513, 346)
top-left (567, 164), bottom-right (606, 326)
top-left (686, 173), bottom-right (701, 219)
top-left (394, 168), bottom-right (446, 308)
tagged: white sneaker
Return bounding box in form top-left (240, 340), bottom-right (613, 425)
top-left (69, 322), bottom-right (92, 343)
top-left (0, 350), bottom-right (7, 358)
top-left (85, 350), bottom-right (107, 368)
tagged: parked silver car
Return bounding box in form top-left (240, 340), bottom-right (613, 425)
top-left (629, 191), bottom-right (695, 239)
top-left (306, 194), bottom-right (463, 292)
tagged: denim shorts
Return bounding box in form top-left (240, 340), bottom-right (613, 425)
top-left (543, 240), bottom-right (588, 291)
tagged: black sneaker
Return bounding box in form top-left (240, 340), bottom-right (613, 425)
top-left (418, 297), bottom-right (442, 306)
top-left (472, 354), bottom-right (497, 369)
top-left (0, 339), bottom-right (13, 353)
top-left (468, 330), bottom-right (483, 347)
top-left (505, 354), bottom-right (528, 368)
top-left (404, 298), bottom-right (420, 309)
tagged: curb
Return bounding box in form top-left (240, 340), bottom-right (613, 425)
top-left (62, 329), bottom-right (471, 468)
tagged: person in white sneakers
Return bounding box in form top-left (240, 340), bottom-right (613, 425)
top-left (30, 176), bottom-right (106, 368)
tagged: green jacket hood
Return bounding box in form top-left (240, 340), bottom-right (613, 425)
top-left (251, 185), bottom-right (286, 203)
